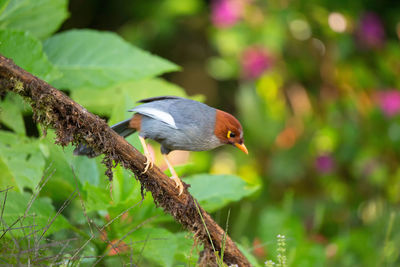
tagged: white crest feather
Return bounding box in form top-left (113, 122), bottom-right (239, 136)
top-left (129, 106), bottom-right (178, 129)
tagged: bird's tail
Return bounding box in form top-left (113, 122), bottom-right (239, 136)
top-left (74, 119), bottom-right (136, 157)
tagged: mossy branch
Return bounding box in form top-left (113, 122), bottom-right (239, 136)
top-left (0, 54), bottom-right (251, 267)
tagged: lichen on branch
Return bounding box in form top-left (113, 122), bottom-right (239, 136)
top-left (0, 54), bottom-right (251, 267)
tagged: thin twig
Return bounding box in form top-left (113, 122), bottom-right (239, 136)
top-left (135, 232), bottom-right (150, 266)
top-left (22, 164), bottom-right (55, 224)
top-left (37, 189), bottom-right (78, 243)
top-left (71, 166), bottom-right (95, 237)
top-left (220, 209), bottom-right (231, 263)
top-left (194, 200), bottom-right (216, 253)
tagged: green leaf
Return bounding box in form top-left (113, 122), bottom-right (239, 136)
top-left (107, 165), bottom-right (169, 223)
top-left (126, 227), bottom-right (177, 267)
top-left (0, 191), bottom-right (69, 237)
top-left (0, 0), bottom-right (9, 13)
top-left (38, 131), bottom-right (79, 202)
top-left (0, 93), bottom-right (26, 134)
top-left (37, 131), bottom-right (101, 201)
top-left (83, 167), bottom-right (134, 213)
top-left (71, 78), bottom-right (188, 120)
top-left (83, 164), bottom-right (168, 224)
top-left (0, 156), bottom-right (16, 190)
top-left (0, 131), bottom-right (45, 192)
top-left (110, 165), bottom-right (137, 204)
top-left (71, 155), bottom-right (99, 186)
top-left (174, 232), bottom-right (199, 265)
top-left (0, 0), bottom-right (69, 39)
top-left (43, 29), bottom-right (180, 89)
top-left (186, 174), bottom-right (259, 212)
top-left (0, 29), bottom-right (61, 82)
top-left (0, 0), bottom-right (24, 17)
top-left (84, 183), bottom-right (111, 212)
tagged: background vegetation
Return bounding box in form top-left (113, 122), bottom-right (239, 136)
top-left (1, 0), bottom-right (400, 266)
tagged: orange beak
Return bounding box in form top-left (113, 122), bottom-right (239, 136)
top-left (235, 143), bottom-right (248, 154)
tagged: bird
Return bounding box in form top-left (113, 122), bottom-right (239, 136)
top-left (74, 96), bottom-right (248, 195)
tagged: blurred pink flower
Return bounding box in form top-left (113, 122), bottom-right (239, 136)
top-left (376, 90), bottom-right (400, 117)
top-left (241, 46), bottom-right (272, 79)
top-left (211, 0), bottom-right (247, 28)
top-left (315, 154), bottom-right (334, 174)
top-left (356, 12), bottom-right (385, 49)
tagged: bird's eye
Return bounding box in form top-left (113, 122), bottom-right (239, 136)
top-left (227, 131), bottom-right (236, 138)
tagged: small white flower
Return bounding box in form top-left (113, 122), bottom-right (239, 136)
top-left (264, 260), bottom-right (275, 266)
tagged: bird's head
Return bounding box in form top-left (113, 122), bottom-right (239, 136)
top-left (214, 110), bottom-right (248, 154)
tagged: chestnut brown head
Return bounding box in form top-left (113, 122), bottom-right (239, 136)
top-left (214, 110), bottom-right (248, 154)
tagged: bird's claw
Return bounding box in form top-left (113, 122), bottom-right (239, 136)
top-left (171, 176), bottom-right (184, 196)
top-left (141, 155), bottom-right (154, 174)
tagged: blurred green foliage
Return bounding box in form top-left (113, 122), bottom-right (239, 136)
top-left (1, 0), bottom-right (400, 266)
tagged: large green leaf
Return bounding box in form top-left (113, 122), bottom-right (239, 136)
top-left (0, 156), bottom-right (15, 190)
top-left (37, 130), bottom-right (100, 202)
top-left (174, 232), bottom-right (199, 265)
top-left (71, 78), bottom-right (188, 120)
top-left (0, 191), bottom-right (69, 237)
top-left (43, 29), bottom-right (180, 90)
top-left (0, 93), bottom-right (26, 134)
top-left (0, 131), bottom-right (45, 192)
top-left (0, 0), bottom-right (68, 39)
top-left (110, 165), bottom-right (139, 204)
top-left (125, 227), bottom-right (177, 267)
top-left (71, 155), bottom-right (100, 187)
top-left (186, 174), bottom-right (259, 212)
top-left (0, 29), bottom-right (61, 82)
top-left (84, 183), bottom-right (111, 212)
top-left (0, 0), bottom-right (9, 13)
top-left (83, 165), bottom-right (167, 223)
top-left (83, 167), bottom-right (132, 213)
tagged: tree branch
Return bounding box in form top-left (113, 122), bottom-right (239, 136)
top-left (0, 54), bottom-right (251, 267)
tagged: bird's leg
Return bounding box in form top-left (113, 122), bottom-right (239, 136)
top-left (163, 154), bottom-right (184, 196)
top-left (139, 136), bottom-right (153, 174)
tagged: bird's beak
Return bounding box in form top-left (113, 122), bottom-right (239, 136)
top-left (235, 143), bottom-right (248, 154)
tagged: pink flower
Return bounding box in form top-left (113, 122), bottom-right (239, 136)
top-left (356, 12), bottom-right (385, 49)
top-left (240, 46), bottom-right (272, 79)
top-left (211, 0), bottom-right (247, 28)
top-left (315, 154), bottom-right (334, 174)
top-left (376, 90), bottom-right (400, 117)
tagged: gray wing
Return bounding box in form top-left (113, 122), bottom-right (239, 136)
top-left (129, 97), bottom-right (215, 131)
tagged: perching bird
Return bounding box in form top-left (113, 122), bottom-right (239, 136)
top-left (74, 96), bottom-right (248, 195)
